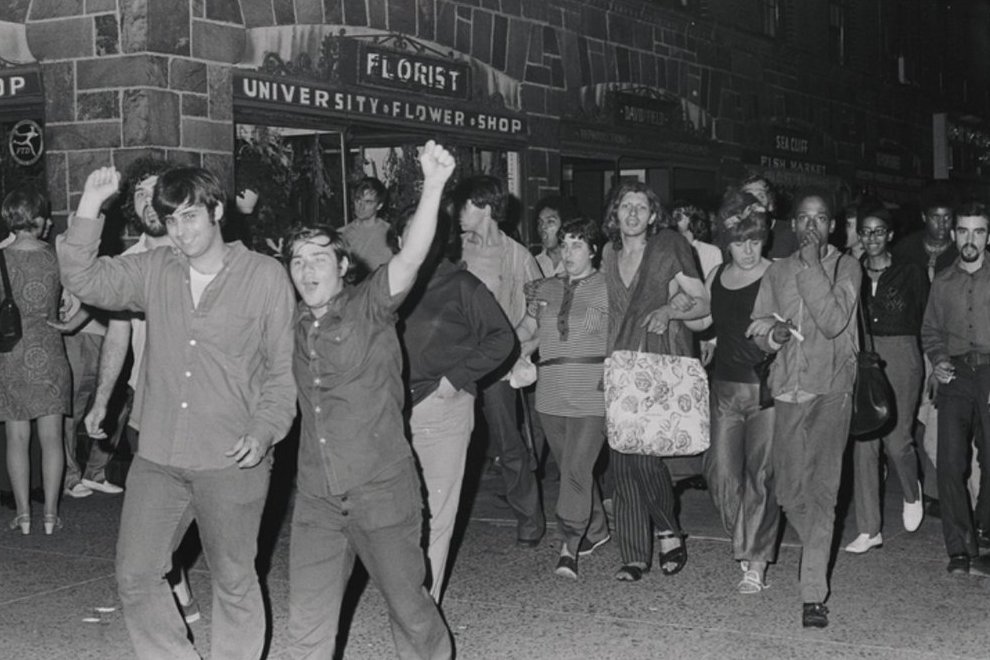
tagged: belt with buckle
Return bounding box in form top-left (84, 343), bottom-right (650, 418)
top-left (957, 352), bottom-right (990, 368)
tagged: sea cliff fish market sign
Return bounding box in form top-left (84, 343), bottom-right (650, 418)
top-left (234, 72), bottom-right (526, 138)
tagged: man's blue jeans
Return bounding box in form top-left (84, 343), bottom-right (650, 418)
top-left (116, 455), bottom-right (271, 660)
top-left (288, 458), bottom-right (452, 659)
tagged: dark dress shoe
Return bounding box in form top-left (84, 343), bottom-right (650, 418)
top-left (516, 536), bottom-right (541, 549)
top-left (802, 602), bottom-right (829, 628)
top-left (969, 555), bottom-right (990, 577)
top-left (947, 554), bottom-right (970, 574)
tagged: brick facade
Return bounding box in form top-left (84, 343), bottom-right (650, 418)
top-left (2, 0), bottom-right (987, 228)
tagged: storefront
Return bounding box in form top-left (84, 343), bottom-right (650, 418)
top-left (231, 27), bottom-right (529, 252)
top-left (559, 84), bottom-right (722, 216)
top-left (0, 65), bottom-right (45, 201)
top-left (739, 121), bottom-right (850, 213)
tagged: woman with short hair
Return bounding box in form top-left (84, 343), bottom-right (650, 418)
top-left (693, 191), bottom-right (779, 592)
top-left (1, 188), bottom-right (70, 535)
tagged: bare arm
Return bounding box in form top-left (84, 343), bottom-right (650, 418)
top-left (387, 142), bottom-right (455, 297)
top-left (684, 269), bottom-right (716, 332)
top-left (642, 272), bottom-right (711, 334)
top-left (83, 318), bottom-right (132, 438)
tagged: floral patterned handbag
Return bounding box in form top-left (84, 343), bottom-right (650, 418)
top-left (604, 346), bottom-right (710, 457)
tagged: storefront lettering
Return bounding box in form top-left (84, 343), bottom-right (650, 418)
top-left (618, 104), bottom-right (670, 128)
top-left (236, 75), bottom-right (525, 136)
top-left (759, 155), bottom-right (827, 175)
top-left (876, 152), bottom-right (901, 171)
top-left (0, 76), bottom-right (26, 97)
top-left (364, 51), bottom-right (464, 94)
top-left (774, 134), bottom-right (809, 154)
top-left (358, 46), bottom-right (470, 99)
top-left (0, 70), bottom-right (41, 100)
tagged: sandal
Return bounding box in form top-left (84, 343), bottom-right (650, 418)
top-left (657, 534), bottom-right (687, 576)
top-left (9, 513), bottom-right (30, 535)
top-left (737, 569), bottom-right (767, 594)
top-left (614, 564), bottom-right (649, 582)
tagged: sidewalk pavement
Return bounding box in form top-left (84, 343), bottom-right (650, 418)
top-left (2, 453), bottom-right (988, 659)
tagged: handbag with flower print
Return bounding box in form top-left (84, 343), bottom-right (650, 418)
top-left (604, 349), bottom-right (710, 457)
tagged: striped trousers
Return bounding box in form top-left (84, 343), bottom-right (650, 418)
top-left (611, 449), bottom-right (681, 565)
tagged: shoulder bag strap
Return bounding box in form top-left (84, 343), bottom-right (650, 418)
top-left (853, 260), bottom-right (877, 353)
top-left (0, 250), bottom-right (12, 300)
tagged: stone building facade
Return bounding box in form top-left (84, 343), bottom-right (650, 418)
top-left (0, 0), bottom-right (987, 236)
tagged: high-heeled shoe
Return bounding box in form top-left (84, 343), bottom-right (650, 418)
top-left (9, 513), bottom-right (30, 535)
top-left (43, 513), bottom-right (61, 535)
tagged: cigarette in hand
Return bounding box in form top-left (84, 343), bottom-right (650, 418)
top-left (772, 313), bottom-right (805, 342)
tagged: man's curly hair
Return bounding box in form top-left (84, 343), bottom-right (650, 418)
top-left (122, 156), bottom-right (172, 226)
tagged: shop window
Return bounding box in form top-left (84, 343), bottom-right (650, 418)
top-left (233, 122), bottom-right (521, 255)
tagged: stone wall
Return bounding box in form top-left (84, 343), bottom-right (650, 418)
top-left (17, 0), bottom-right (241, 226)
top-left (5, 0), bottom-right (975, 226)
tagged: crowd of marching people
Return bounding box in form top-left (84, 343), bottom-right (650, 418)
top-left (2, 138), bottom-right (990, 657)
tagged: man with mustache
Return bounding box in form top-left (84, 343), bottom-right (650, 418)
top-left (921, 201), bottom-right (990, 577)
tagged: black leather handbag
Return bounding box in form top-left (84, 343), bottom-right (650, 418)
top-left (0, 249), bottom-right (23, 353)
top-left (850, 296), bottom-right (895, 440)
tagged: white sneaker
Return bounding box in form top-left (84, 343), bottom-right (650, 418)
top-left (844, 533), bottom-right (883, 554)
top-left (64, 483), bottom-right (93, 498)
top-left (81, 478), bottom-right (124, 495)
top-left (903, 482), bottom-right (924, 532)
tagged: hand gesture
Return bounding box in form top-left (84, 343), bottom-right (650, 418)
top-left (84, 404), bottom-right (109, 440)
top-left (932, 360), bottom-right (955, 385)
top-left (669, 291), bottom-right (696, 313)
top-left (59, 290), bottom-right (81, 322)
top-left (699, 340), bottom-right (716, 366)
top-left (77, 167), bottom-right (121, 220)
top-left (798, 225), bottom-right (823, 266)
top-left (745, 316), bottom-right (777, 338)
top-left (641, 305), bottom-right (672, 335)
top-left (419, 141), bottom-right (456, 187)
top-left (225, 434), bottom-right (271, 469)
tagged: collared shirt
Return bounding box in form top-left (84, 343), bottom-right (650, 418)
top-left (921, 257), bottom-right (990, 366)
top-left (57, 215), bottom-right (297, 470)
top-left (294, 266), bottom-right (409, 496)
top-left (535, 249), bottom-right (564, 277)
top-left (462, 229), bottom-right (542, 328)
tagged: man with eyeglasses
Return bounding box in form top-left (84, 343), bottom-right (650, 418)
top-left (747, 187), bottom-right (861, 629)
top-left (58, 166), bottom-right (297, 659)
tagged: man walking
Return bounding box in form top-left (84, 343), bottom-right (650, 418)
top-left (285, 141), bottom-right (454, 659)
top-left (749, 188), bottom-right (861, 628)
top-left (58, 165), bottom-right (297, 659)
top-left (920, 201), bottom-right (990, 577)
top-left (456, 175), bottom-right (546, 547)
